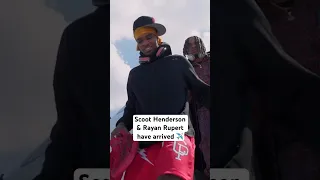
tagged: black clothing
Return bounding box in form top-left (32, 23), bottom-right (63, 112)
top-left (116, 43), bottom-right (210, 149)
top-left (189, 52), bottom-right (211, 172)
top-left (92, 0), bottom-right (109, 7)
top-left (211, 0), bottom-right (320, 169)
top-left (190, 99), bottom-right (206, 172)
top-left (33, 6), bottom-right (110, 180)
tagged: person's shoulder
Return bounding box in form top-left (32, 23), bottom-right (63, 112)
top-left (126, 65), bottom-right (144, 83)
top-left (128, 65), bottom-right (142, 76)
top-left (63, 6), bottom-right (110, 35)
top-left (130, 66), bottom-right (139, 72)
top-left (165, 55), bottom-right (193, 69)
top-left (167, 54), bottom-right (188, 62)
top-left (64, 12), bottom-right (96, 33)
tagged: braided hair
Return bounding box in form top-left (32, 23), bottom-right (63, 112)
top-left (183, 36), bottom-right (207, 57)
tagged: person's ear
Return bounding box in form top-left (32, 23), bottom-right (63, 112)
top-left (157, 37), bottom-right (162, 46)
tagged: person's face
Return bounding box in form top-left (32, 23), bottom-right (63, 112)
top-left (136, 33), bottom-right (159, 56)
top-left (187, 37), bottom-right (199, 55)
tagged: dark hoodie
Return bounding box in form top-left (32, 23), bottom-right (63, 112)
top-left (33, 6), bottom-right (110, 180)
top-left (116, 43), bottom-right (210, 148)
top-left (211, 0), bottom-right (320, 175)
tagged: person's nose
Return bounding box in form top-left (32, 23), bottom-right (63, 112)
top-left (141, 40), bottom-right (149, 48)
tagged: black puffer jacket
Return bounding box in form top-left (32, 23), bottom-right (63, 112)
top-left (116, 43), bottom-right (210, 149)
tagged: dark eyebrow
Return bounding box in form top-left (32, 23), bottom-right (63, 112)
top-left (146, 33), bottom-right (153, 37)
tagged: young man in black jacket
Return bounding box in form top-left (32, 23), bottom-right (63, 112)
top-left (111, 16), bottom-right (210, 180)
top-left (33, 1), bottom-right (110, 180)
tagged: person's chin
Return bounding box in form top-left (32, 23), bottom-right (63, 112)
top-left (143, 50), bottom-right (155, 56)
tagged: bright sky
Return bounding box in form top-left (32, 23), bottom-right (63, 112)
top-left (110, 0), bottom-right (210, 127)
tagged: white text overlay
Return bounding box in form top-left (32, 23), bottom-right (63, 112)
top-left (132, 115), bottom-right (189, 141)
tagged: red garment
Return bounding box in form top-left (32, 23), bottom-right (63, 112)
top-left (116, 135), bottom-right (195, 180)
top-left (192, 56), bottom-right (210, 171)
top-left (110, 130), bottom-right (139, 179)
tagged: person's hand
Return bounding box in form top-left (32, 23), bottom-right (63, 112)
top-left (111, 122), bottom-right (128, 137)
